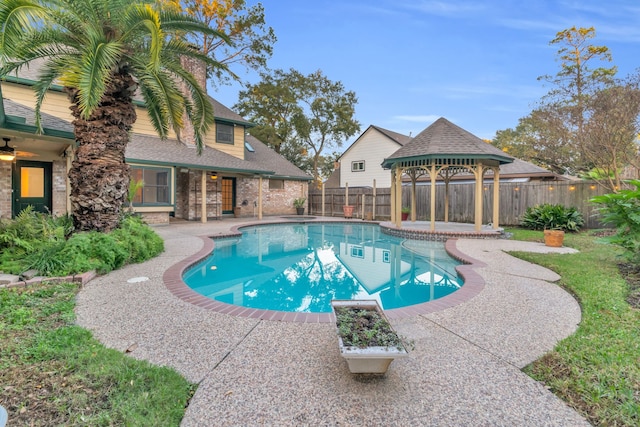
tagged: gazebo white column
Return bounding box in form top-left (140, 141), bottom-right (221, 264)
top-left (390, 169), bottom-right (395, 224)
top-left (411, 177), bottom-right (416, 222)
top-left (473, 163), bottom-right (484, 232)
top-left (430, 163), bottom-right (436, 231)
top-left (492, 167), bottom-right (500, 229)
top-left (394, 166), bottom-right (402, 227)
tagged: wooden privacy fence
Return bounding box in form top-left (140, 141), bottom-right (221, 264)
top-left (309, 181), bottom-right (611, 229)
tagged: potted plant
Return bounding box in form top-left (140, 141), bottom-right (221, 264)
top-left (543, 228), bottom-right (565, 247)
top-left (401, 206), bottom-right (410, 221)
top-left (293, 197), bottom-right (306, 215)
top-left (520, 203), bottom-right (585, 247)
top-left (331, 300), bottom-right (409, 374)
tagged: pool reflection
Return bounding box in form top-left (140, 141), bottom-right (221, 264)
top-left (183, 223), bottom-right (462, 313)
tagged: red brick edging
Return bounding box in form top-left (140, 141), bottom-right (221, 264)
top-left (163, 223), bottom-right (487, 323)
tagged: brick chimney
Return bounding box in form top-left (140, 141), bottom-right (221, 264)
top-left (179, 53), bottom-right (208, 148)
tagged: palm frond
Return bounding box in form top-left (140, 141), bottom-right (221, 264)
top-left (31, 61), bottom-right (64, 133)
top-left (137, 83), bottom-right (170, 139)
top-left (60, 38), bottom-right (124, 119)
top-left (131, 57), bottom-right (186, 139)
top-left (0, 0), bottom-right (49, 59)
top-left (121, 4), bottom-right (163, 70)
top-left (169, 63), bottom-right (215, 152)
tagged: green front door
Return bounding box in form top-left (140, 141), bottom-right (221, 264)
top-left (12, 160), bottom-right (53, 217)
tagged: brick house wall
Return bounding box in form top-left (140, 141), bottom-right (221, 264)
top-left (0, 161), bottom-right (11, 219)
top-left (236, 177), bottom-right (308, 217)
top-left (51, 159), bottom-right (67, 217)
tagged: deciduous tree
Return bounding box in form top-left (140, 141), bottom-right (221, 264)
top-left (236, 69), bottom-right (360, 184)
top-left (161, 0), bottom-right (276, 85)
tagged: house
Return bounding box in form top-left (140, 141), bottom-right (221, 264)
top-left (326, 123), bottom-right (566, 189)
top-left (337, 125), bottom-right (412, 188)
top-left (0, 59), bottom-right (311, 223)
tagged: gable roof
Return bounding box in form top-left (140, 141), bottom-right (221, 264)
top-left (383, 117), bottom-right (514, 167)
top-left (370, 125), bottom-right (412, 146)
top-left (244, 135), bottom-right (311, 180)
top-left (339, 124), bottom-right (410, 160)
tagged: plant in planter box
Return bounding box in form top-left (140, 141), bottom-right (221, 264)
top-left (331, 300), bottom-right (409, 374)
top-left (401, 206), bottom-right (410, 220)
top-left (293, 197), bottom-right (306, 215)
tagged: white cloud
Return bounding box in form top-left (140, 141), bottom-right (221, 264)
top-left (401, 0), bottom-right (487, 16)
top-left (393, 115), bottom-right (441, 123)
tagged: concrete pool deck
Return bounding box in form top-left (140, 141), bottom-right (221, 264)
top-left (75, 217), bottom-right (590, 426)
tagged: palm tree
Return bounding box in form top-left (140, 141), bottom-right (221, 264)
top-left (0, 0), bottom-right (229, 232)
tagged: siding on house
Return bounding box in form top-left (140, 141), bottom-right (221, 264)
top-left (204, 124), bottom-right (245, 159)
top-left (340, 127), bottom-right (406, 188)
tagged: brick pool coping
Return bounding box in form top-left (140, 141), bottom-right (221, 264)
top-left (163, 220), bottom-right (488, 323)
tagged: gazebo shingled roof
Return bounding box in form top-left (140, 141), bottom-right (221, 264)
top-left (382, 117), bottom-right (514, 232)
top-left (382, 117), bottom-right (514, 167)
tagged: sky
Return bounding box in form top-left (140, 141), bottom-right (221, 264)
top-left (211, 0), bottom-right (640, 146)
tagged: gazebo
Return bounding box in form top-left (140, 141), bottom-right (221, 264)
top-left (381, 117), bottom-right (514, 232)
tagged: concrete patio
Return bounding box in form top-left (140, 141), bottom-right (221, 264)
top-left (75, 217), bottom-right (589, 426)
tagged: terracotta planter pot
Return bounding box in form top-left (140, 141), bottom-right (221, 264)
top-left (544, 229), bottom-right (565, 247)
top-left (401, 212), bottom-right (409, 221)
top-left (343, 205), bottom-right (355, 218)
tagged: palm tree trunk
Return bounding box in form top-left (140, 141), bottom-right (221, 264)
top-left (66, 72), bottom-right (137, 232)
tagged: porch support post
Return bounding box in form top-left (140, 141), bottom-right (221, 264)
top-left (66, 147), bottom-right (73, 215)
top-left (430, 163), bottom-right (436, 231)
top-left (200, 170), bottom-right (207, 223)
top-left (492, 167), bottom-right (500, 229)
top-left (321, 182), bottom-right (325, 216)
top-left (390, 169), bottom-right (396, 224)
top-left (258, 176), bottom-right (263, 220)
top-left (474, 163), bottom-right (484, 232)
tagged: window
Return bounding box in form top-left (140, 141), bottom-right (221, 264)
top-left (350, 245), bottom-right (364, 258)
top-left (351, 161), bottom-right (365, 172)
top-left (269, 179), bottom-right (284, 190)
top-left (244, 141), bottom-right (255, 152)
top-left (130, 167), bottom-right (171, 205)
top-left (382, 250), bottom-right (390, 263)
top-left (216, 122), bottom-right (234, 144)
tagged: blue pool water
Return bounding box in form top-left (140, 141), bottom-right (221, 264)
top-left (183, 223), bottom-right (463, 313)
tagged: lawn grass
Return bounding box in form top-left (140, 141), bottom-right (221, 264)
top-left (0, 281), bottom-right (195, 426)
top-left (507, 228), bottom-right (640, 426)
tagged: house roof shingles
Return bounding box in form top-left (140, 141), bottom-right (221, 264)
top-left (384, 117), bottom-right (514, 166)
top-left (371, 125), bottom-right (412, 146)
top-left (2, 69), bottom-right (310, 179)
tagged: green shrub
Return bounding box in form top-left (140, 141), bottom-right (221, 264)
top-left (0, 212), bottom-right (163, 276)
top-left (591, 179), bottom-right (640, 263)
top-left (111, 215), bottom-right (164, 263)
top-left (520, 203), bottom-right (584, 231)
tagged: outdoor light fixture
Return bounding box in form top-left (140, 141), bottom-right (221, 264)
top-left (0, 138), bottom-right (15, 161)
top-left (210, 172), bottom-right (218, 180)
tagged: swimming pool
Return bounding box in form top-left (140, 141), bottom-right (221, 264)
top-left (182, 223), bottom-right (463, 313)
